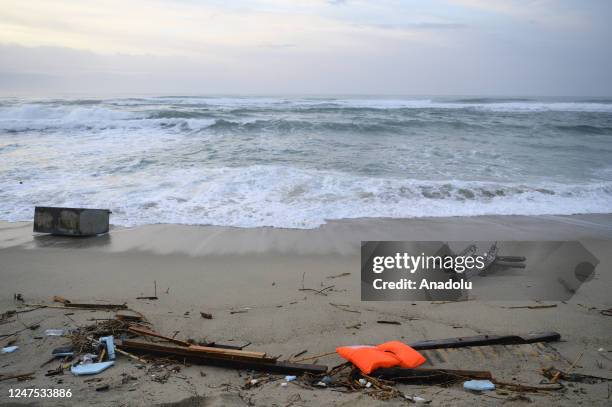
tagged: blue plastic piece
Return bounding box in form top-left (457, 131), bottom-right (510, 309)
top-left (71, 361), bottom-right (114, 376)
top-left (99, 335), bottom-right (116, 360)
top-left (463, 380), bottom-right (495, 391)
top-left (1, 346), bottom-right (18, 354)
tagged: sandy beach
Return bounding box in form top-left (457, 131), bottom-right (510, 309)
top-left (1, 214), bottom-right (611, 406)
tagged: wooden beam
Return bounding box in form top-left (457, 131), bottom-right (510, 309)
top-left (118, 340), bottom-right (327, 375)
top-left (409, 332), bottom-right (560, 350)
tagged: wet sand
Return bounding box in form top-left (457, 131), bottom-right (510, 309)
top-left (1, 214), bottom-right (611, 406)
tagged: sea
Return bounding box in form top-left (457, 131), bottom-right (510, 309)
top-left (1, 96), bottom-right (611, 228)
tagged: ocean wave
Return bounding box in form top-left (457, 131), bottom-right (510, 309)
top-left (1, 165), bottom-right (611, 228)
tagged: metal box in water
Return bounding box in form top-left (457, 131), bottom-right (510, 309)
top-left (33, 206), bottom-right (111, 236)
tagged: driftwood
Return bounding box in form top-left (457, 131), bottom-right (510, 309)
top-left (371, 367), bottom-right (492, 384)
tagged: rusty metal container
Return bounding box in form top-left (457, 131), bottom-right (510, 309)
top-left (33, 206), bottom-right (111, 236)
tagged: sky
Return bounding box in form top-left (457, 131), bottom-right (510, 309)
top-left (0, 0), bottom-right (611, 96)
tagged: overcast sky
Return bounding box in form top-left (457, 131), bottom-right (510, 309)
top-left (1, 0), bottom-right (611, 96)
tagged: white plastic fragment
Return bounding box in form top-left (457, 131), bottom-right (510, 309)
top-left (45, 329), bottom-right (64, 336)
top-left (280, 382), bottom-right (288, 387)
top-left (463, 379), bottom-right (495, 392)
top-left (1, 346), bottom-right (18, 354)
top-left (358, 378), bottom-right (367, 386)
top-left (285, 375), bottom-right (297, 382)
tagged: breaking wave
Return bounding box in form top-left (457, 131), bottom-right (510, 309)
top-left (1, 96), bottom-right (611, 228)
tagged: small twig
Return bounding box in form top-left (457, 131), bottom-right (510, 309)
top-left (293, 351), bottom-right (337, 363)
top-left (329, 303), bottom-right (361, 313)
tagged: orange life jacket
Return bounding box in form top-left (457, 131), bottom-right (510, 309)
top-left (336, 342), bottom-right (426, 374)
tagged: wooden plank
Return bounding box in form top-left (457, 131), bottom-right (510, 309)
top-left (188, 345), bottom-right (267, 359)
top-left (409, 332), bottom-right (560, 350)
top-left (118, 340), bottom-right (327, 375)
top-left (121, 340), bottom-right (274, 363)
top-left (371, 367), bottom-right (492, 384)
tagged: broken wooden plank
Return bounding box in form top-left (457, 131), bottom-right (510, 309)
top-left (188, 345), bottom-right (269, 360)
top-left (118, 340), bottom-right (327, 375)
top-left (409, 332), bottom-right (560, 350)
top-left (371, 367), bottom-right (492, 384)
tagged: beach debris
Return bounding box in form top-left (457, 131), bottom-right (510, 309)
top-left (99, 336), bottom-right (116, 360)
top-left (299, 285), bottom-right (335, 296)
top-left (0, 372), bottom-right (35, 382)
top-left (51, 345), bottom-right (74, 357)
top-left (601, 308), bottom-right (612, 317)
top-left (505, 304), bottom-right (557, 309)
top-left (285, 375), bottom-right (297, 382)
top-left (45, 366), bottom-right (65, 377)
top-left (128, 326), bottom-right (192, 347)
top-left (541, 366), bottom-right (612, 384)
top-left (403, 394), bottom-right (431, 404)
top-left (33, 206), bottom-right (111, 236)
top-left (376, 320), bottom-right (401, 325)
top-left (200, 312), bottom-right (213, 319)
top-left (337, 342), bottom-right (425, 374)
top-left (292, 350), bottom-right (307, 359)
top-left (372, 367), bottom-right (492, 384)
top-left (1, 346), bottom-right (18, 354)
top-left (71, 361), bottom-right (114, 376)
top-left (96, 384), bottom-right (110, 392)
top-left (13, 293), bottom-right (24, 302)
top-left (329, 303), bottom-right (361, 313)
top-left (136, 281), bottom-right (159, 300)
top-left (551, 351), bottom-right (583, 384)
top-left (119, 339), bottom-right (327, 375)
top-left (115, 309), bottom-right (144, 322)
top-left (408, 331), bottom-right (561, 350)
top-left (53, 296), bottom-right (128, 310)
top-left (0, 310), bottom-right (16, 323)
top-left (463, 379), bottom-right (495, 392)
top-left (45, 329), bottom-right (65, 336)
top-left (321, 375), bottom-right (333, 385)
top-left (327, 272), bottom-right (351, 279)
top-left (230, 308), bottom-right (250, 314)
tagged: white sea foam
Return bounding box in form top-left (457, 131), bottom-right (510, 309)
top-left (1, 165), bottom-right (611, 228)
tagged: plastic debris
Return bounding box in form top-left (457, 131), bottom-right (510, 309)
top-left (71, 361), bottom-right (114, 376)
top-left (100, 336), bottom-right (116, 360)
top-left (52, 345), bottom-right (74, 357)
top-left (314, 381), bottom-right (327, 387)
top-left (1, 346), bottom-right (18, 354)
top-left (404, 395), bottom-right (431, 404)
top-left (464, 379), bottom-right (495, 392)
top-left (358, 378), bottom-right (367, 386)
top-left (285, 375), bottom-right (297, 382)
top-left (250, 379), bottom-right (258, 385)
top-left (365, 381), bottom-right (372, 388)
top-left (44, 329), bottom-right (64, 336)
top-left (280, 382), bottom-right (288, 387)
top-left (321, 375), bottom-right (333, 385)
